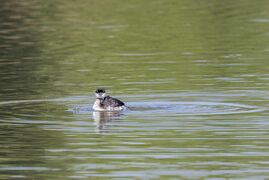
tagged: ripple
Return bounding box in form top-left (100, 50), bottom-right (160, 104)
top-left (128, 101), bottom-right (262, 116)
top-left (0, 94), bottom-right (263, 117)
top-left (69, 98), bottom-right (262, 116)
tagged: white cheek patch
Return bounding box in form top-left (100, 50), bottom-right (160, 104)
top-left (96, 93), bottom-right (106, 98)
top-left (95, 93), bottom-right (101, 98)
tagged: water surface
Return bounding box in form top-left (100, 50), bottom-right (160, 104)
top-left (1, 0), bottom-right (269, 179)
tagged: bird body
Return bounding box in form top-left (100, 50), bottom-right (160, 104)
top-left (92, 88), bottom-right (126, 111)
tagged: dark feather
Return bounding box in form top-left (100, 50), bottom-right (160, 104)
top-left (101, 96), bottom-right (125, 107)
top-left (96, 88), bottom-right (106, 93)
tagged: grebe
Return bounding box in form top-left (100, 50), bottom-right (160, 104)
top-left (92, 88), bottom-right (126, 111)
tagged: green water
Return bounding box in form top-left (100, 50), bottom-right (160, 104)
top-left (1, 0), bottom-right (269, 179)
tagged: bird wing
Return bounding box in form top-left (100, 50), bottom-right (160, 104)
top-left (101, 96), bottom-right (125, 107)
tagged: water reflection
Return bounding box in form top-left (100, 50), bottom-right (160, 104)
top-left (93, 111), bottom-right (123, 131)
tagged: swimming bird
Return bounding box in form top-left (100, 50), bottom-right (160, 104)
top-left (92, 88), bottom-right (126, 111)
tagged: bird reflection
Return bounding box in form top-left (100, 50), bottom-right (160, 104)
top-left (93, 111), bottom-right (122, 131)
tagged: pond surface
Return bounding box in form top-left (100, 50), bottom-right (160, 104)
top-left (1, 0), bottom-right (269, 179)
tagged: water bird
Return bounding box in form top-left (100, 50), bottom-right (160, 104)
top-left (92, 88), bottom-right (126, 111)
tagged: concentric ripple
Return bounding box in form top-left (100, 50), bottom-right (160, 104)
top-left (0, 94), bottom-right (263, 117)
top-left (127, 101), bottom-right (262, 116)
